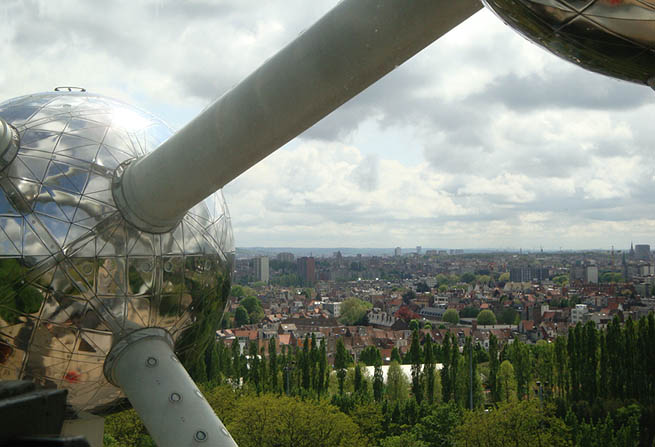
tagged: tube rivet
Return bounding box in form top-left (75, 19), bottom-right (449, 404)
top-left (145, 357), bottom-right (158, 368)
top-left (194, 430), bottom-right (208, 442)
top-left (170, 392), bottom-right (182, 403)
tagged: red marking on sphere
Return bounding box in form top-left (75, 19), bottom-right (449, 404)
top-left (64, 371), bottom-right (80, 383)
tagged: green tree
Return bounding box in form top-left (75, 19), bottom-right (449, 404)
top-left (227, 395), bottom-right (367, 447)
top-left (441, 332), bottom-right (453, 402)
top-left (409, 330), bottom-right (423, 403)
top-left (476, 309), bottom-right (497, 326)
top-left (240, 296), bottom-right (264, 324)
top-left (268, 337), bottom-right (278, 392)
top-left (456, 337), bottom-right (483, 409)
top-left (443, 309), bottom-right (460, 324)
top-left (373, 358), bottom-right (384, 402)
top-left (339, 298), bottom-right (373, 325)
top-left (461, 272), bottom-right (476, 283)
top-left (381, 433), bottom-right (428, 447)
top-left (318, 339), bottom-right (327, 395)
top-left (507, 340), bottom-right (531, 400)
top-left (231, 339), bottom-right (241, 382)
top-left (423, 333), bottom-right (436, 404)
top-left (104, 409), bottom-right (154, 447)
top-left (234, 306), bottom-right (249, 327)
top-left (391, 347), bottom-right (402, 363)
top-left (386, 360), bottom-right (409, 403)
top-left (488, 333), bottom-right (500, 402)
top-left (335, 338), bottom-right (348, 395)
top-left (496, 307), bottom-right (519, 325)
top-left (360, 345), bottom-right (381, 366)
top-left (206, 341), bottom-right (221, 384)
top-left (454, 400), bottom-right (569, 447)
top-left (497, 360), bottom-right (517, 402)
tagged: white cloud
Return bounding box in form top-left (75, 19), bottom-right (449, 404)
top-left (1, 1), bottom-right (654, 249)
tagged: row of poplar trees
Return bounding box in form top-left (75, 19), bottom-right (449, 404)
top-left (483, 314), bottom-right (655, 407)
top-left (195, 332), bottom-right (332, 396)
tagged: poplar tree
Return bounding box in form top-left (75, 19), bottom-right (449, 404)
top-left (582, 321), bottom-right (597, 403)
top-left (318, 339), bottom-right (327, 395)
top-left (268, 337), bottom-right (278, 392)
top-left (554, 336), bottom-right (567, 399)
top-left (248, 340), bottom-right (260, 392)
top-left (423, 333), bottom-right (436, 404)
top-left (373, 357), bottom-right (384, 402)
top-left (301, 334), bottom-right (311, 391)
top-left (335, 338), bottom-right (348, 395)
top-left (450, 335), bottom-right (460, 403)
top-left (231, 338), bottom-right (241, 383)
top-left (409, 330), bottom-right (422, 403)
top-left (354, 363), bottom-right (363, 394)
top-left (441, 332), bottom-right (452, 402)
top-left (207, 341), bottom-right (221, 383)
top-left (488, 333), bottom-right (499, 402)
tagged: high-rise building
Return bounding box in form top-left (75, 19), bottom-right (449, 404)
top-left (635, 244), bottom-right (651, 261)
top-left (394, 247), bottom-right (402, 257)
top-left (416, 246), bottom-right (422, 255)
top-left (297, 256), bottom-right (316, 285)
top-left (254, 256), bottom-right (269, 283)
top-left (277, 252), bottom-right (295, 263)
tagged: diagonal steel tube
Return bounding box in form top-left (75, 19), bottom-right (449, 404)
top-left (114, 0), bottom-right (483, 232)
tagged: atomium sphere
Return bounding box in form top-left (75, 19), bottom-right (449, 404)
top-left (483, 0), bottom-right (655, 87)
top-left (0, 91), bottom-right (234, 415)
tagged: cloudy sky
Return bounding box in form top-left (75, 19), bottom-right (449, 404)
top-left (1, 0), bottom-right (655, 250)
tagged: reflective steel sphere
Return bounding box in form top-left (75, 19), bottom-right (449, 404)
top-left (483, 0), bottom-right (655, 87)
top-left (0, 92), bottom-right (234, 415)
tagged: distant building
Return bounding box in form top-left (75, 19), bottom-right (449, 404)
top-left (571, 304), bottom-right (589, 324)
top-left (324, 301), bottom-right (341, 317)
top-left (416, 246), bottom-right (422, 255)
top-left (297, 256), bottom-right (316, 285)
top-left (277, 252), bottom-right (295, 263)
top-left (570, 261), bottom-right (599, 284)
top-left (254, 256), bottom-right (269, 283)
top-left (635, 244), bottom-right (651, 261)
top-left (509, 265), bottom-right (549, 282)
top-left (419, 306), bottom-right (447, 321)
top-left (586, 264), bottom-right (598, 283)
top-left (394, 247), bottom-right (402, 257)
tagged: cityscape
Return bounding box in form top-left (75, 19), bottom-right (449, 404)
top-left (1, 0), bottom-right (655, 446)
top-left (125, 243), bottom-right (654, 446)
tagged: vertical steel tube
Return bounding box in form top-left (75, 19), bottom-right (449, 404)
top-left (104, 329), bottom-right (237, 447)
top-left (114, 0), bottom-right (482, 232)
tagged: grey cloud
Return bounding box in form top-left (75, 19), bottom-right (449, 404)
top-left (352, 154), bottom-right (379, 192)
top-left (471, 70), bottom-right (650, 111)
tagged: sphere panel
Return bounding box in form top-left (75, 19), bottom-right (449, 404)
top-left (483, 0), bottom-right (655, 85)
top-left (0, 92), bottom-right (234, 415)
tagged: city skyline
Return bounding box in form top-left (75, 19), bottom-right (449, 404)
top-left (2, 1), bottom-right (655, 249)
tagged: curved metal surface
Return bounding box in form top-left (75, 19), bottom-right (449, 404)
top-left (0, 92), bottom-right (234, 416)
top-left (483, 0), bottom-right (655, 85)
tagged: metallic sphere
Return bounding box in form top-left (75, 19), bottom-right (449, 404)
top-left (483, 0), bottom-right (655, 87)
top-left (0, 92), bottom-right (234, 415)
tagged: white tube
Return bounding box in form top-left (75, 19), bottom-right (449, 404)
top-left (114, 0), bottom-right (482, 232)
top-left (104, 329), bottom-right (237, 447)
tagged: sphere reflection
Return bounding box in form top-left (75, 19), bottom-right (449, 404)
top-left (483, 0), bottom-right (655, 87)
top-left (0, 92), bottom-right (234, 415)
